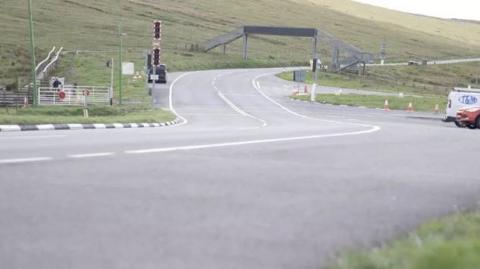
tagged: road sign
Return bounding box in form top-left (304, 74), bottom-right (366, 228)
top-left (58, 90), bottom-right (66, 100)
top-left (122, 62), bottom-right (135, 75)
top-left (293, 70), bottom-right (306, 82)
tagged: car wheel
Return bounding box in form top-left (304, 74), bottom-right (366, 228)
top-left (454, 121), bottom-right (464, 128)
top-left (476, 117), bottom-right (480, 129)
top-left (467, 124), bottom-right (477, 129)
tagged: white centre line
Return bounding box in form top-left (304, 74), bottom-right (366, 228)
top-left (0, 157), bottom-right (53, 164)
top-left (68, 152), bottom-right (115, 159)
top-left (212, 72), bottom-right (268, 127)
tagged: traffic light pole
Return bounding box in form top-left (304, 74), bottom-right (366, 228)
top-left (311, 36), bottom-right (318, 102)
top-left (152, 21), bottom-right (162, 97)
top-left (117, 0), bottom-right (123, 105)
top-left (118, 29), bottom-right (123, 105)
top-left (27, 0), bottom-right (37, 106)
top-left (311, 60), bottom-right (318, 102)
top-left (152, 61), bottom-right (156, 93)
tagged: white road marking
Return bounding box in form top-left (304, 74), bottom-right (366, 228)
top-left (252, 72), bottom-right (382, 129)
top-left (0, 135), bottom-right (66, 140)
top-left (251, 74), bottom-right (318, 121)
top-left (0, 157), bottom-right (53, 164)
top-left (68, 152), bottom-right (115, 159)
top-left (169, 73), bottom-right (192, 126)
top-left (125, 125), bottom-right (381, 155)
top-left (212, 72), bottom-right (268, 127)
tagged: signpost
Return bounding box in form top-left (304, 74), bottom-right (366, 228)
top-left (27, 0), bottom-right (37, 106)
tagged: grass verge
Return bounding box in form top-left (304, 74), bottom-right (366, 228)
top-left (329, 210), bottom-right (480, 269)
top-left (293, 94), bottom-right (446, 112)
top-left (0, 105), bottom-right (175, 125)
top-left (278, 63), bottom-right (480, 97)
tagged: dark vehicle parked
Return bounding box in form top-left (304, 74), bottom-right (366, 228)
top-left (148, 64), bottom-right (167, 84)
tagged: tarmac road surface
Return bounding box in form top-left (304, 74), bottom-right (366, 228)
top-left (1, 68), bottom-right (479, 269)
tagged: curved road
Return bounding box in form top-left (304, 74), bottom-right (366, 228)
top-left (1, 68), bottom-right (479, 269)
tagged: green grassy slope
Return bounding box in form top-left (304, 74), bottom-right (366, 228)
top-left (1, 0), bottom-right (479, 87)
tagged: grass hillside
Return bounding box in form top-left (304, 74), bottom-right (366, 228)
top-left (1, 0), bottom-right (479, 88)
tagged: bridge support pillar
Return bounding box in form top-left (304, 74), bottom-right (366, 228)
top-left (243, 34), bottom-right (248, 60)
top-left (312, 36), bottom-right (318, 60)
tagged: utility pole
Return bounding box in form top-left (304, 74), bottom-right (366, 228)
top-left (110, 58), bottom-right (114, 105)
top-left (27, 0), bottom-right (37, 106)
top-left (118, 27), bottom-right (123, 105)
top-left (311, 58), bottom-right (319, 102)
top-left (117, 0), bottom-right (123, 105)
top-left (243, 34), bottom-right (248, 60)
top-left (311, 36), bottom-right (319, 102)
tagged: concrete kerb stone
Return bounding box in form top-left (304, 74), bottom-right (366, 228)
top-left (0, 118), bottom-right (184, 132)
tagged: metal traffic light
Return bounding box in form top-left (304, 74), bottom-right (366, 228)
top-left (152, 48), bottom-right (161, 66)
top-left (153, 20), bottom-right (162, 40)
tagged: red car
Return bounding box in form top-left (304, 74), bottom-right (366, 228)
top-left (456, 107), bottom-right (480, 129)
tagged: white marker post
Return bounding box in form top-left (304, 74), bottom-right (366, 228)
top-left (83, 89), bottom-right (89, 118)
top-left (311, 58), bottom-right (319, 102)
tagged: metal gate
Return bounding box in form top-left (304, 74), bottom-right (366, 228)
top-left (38, 86), bottom-right (112, 106)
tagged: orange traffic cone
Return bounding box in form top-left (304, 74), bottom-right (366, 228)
top-left (384, 99), bottom-right (390, 111)
top-left (407, 102), bottom-right (414, 112)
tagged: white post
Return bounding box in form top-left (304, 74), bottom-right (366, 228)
top-left (110, 58), bottom-right (114, 105)
top-left (37, 87), bottom-right (41, 106)
top-left (311, 84), bottom-right (316, 102)
top-left (311, 58), bottom-right (319, 102)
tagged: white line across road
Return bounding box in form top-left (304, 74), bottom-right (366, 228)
top-left (0, 157), bottom-right (53, 164)
top-left (125, 125), bottom-right (381, 155)
top-left (0, 135), bottom-right (66, 140)
top-left (68, 152), bottom-right (115, 159)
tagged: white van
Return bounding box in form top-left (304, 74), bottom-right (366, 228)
top-left (445, 87), bottom-right (480, 122)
